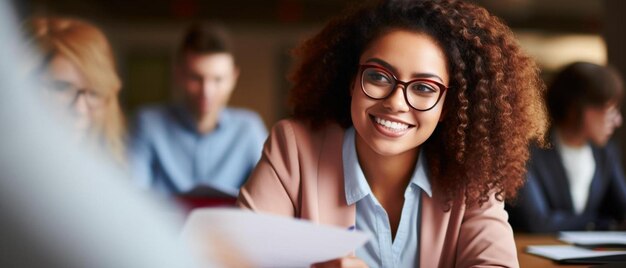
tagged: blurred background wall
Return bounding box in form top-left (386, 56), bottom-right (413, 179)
top-left (16, 0), bottom-right (626, 166)
top-left (605, 0), bottom-right (626, 170)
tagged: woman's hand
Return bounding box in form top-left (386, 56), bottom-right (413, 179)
top-left (311, 256), bottom-right (369, 268)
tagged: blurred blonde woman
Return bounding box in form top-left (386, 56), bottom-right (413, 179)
top-left (28, 17), bottom-right (125, 163)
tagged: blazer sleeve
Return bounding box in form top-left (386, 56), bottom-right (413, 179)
top-left (509, 170), bottom-right (594, 233)
top-left (455, 196), bottom-right (519, 268)
top-left (236, 120), bottom-right (301, 217)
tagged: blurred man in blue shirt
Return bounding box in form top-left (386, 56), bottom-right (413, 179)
top-left (130, 22), bottom-right (267, 197)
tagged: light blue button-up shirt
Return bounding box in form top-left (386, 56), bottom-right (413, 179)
top-left (129, 104), bottom-right (268, 195)
top-left (343, 127), bottom-right (432, 268)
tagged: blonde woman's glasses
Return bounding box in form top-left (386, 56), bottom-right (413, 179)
top-left (45, 80), bottom-right (105, 109)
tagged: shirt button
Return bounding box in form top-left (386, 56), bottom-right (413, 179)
top-left (408, 187), bottom-right (413, 192)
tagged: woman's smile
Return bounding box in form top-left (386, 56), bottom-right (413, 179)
top-left (370, 115), bottom-right (414, 137)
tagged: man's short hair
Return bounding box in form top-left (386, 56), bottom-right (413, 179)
top-left (177, 22), bottom-right (234, 59)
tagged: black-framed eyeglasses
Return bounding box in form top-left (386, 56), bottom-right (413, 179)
top-left (359, 64), bottom-right (448, 111)
top-left (44, 80), bottom-right (105, 109)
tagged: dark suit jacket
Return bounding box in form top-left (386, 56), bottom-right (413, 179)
top-left (507, 135), bottom-right (626, 233)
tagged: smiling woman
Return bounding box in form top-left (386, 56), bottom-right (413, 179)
top-left (351, 31), bottom-right (447, 160)
top-left (237, 0), bottom-right (547, 267)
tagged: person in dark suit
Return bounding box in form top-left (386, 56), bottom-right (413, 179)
top-left (508, 62), bottom-right (626, 233)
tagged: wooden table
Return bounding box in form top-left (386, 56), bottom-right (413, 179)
top-left (515, 234), bottom-right (591, 268)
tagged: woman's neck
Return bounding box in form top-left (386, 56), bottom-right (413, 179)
top-left (556, 125), bottom-right (586, 148)
top-left (355, 136), bottom-right (419, 197)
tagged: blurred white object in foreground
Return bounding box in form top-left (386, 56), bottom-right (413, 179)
top-left (0, 2), bottom-right (207, 267)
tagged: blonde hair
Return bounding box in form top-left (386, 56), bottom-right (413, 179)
top-left (28, 17), bottom-right (126, 163)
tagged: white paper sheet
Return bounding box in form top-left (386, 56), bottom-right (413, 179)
top-left (559, 231), bottom-right (626, 247)
top-left (526, 245), bottom-right (626, 261)
top-left (180, 208), bottom-right (370, 267)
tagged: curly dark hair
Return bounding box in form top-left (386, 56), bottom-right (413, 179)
top-left (289, 0), bottom-right (547, 208)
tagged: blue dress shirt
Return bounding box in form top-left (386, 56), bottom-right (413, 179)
top-left (129, 104), bottom-right (268, 195)
top-left (343, 127), bottom-right (432, 268)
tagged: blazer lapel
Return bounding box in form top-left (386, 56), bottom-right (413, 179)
top-left (316, 123), bottom-right (356, 228)
top-left (584, 146), bottom-right (605, 213)
top-left (542, 137), bottom-right (576, 212)
top-left (419, 191), bottom-right (448, 268)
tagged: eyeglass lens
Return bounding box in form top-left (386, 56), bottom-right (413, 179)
top-left (361, 67), bottom-right (442, 110)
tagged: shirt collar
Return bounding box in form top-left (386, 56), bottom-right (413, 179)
top-left (343, 127), bottom-right (432, 206)
top-left (172, 104), bottom-right (227, 135)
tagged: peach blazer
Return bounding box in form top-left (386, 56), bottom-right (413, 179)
top-left (237, 119), bottom-right (519, 268)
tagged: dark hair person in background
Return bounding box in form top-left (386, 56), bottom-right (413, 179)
top-left (507, 62), bottom-right (626, 233)
top-left (129, 22), bottom-right (267, 198)
top-left (237, 0), bottom-right (547, 266)
top-left (28, 17), bottom-right (126, 163)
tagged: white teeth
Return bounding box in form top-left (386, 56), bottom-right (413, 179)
top-left (374, 117), bottom-right (409, 131)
